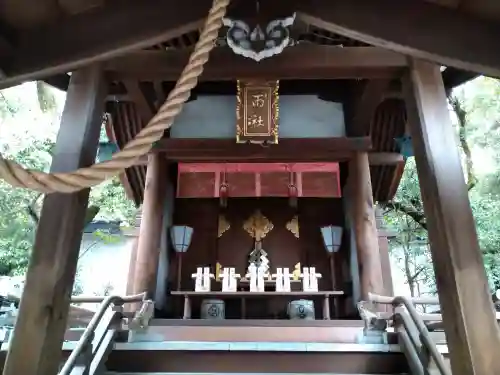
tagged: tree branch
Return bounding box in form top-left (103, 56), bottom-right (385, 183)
top-left (383, 95), bottom-right (475, 231)
top-left (409, 265), bottom-right (427, 282)
top-left (449, 95), bottom-right (477, 191)
top-left (26, 193), bottom-right (42, 224)
top-left (383, 201), bottom-right (427, 230)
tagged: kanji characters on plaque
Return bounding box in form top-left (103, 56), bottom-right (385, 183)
top-left (236, 80), bottom-right (279, 144)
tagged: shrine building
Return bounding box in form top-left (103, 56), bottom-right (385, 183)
top-left (0, 1), bottom-right (499, 375)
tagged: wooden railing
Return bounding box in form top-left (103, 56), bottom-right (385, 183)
top-left (369, 293), bottom-right (451, 375)
top-left (59, 293), bottom-right (147, 375)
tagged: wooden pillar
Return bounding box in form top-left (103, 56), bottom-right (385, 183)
top-left (3, 66), bottom-right (106, 375)
top-left (132, 153), bottom-right (166, 298)
top-left (348, 152), bottom-right (385, 301)
top-left (403, 58), bottom-right (500, 375)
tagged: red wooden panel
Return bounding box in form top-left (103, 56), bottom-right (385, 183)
top-left (178, 162), bottom-right (340, 173)
top-left (260, 172), bottom-right (291, 196)
top-left (177, 172), bottom-right (216, 198)
top-left (178, 163), bottom-right (225, 173)
top-left (300, 172), bottom-right (341, 197)
top-left (226, 172), bottom-right (255, 197)
top-left (177, 162), bottom-right (342, 198)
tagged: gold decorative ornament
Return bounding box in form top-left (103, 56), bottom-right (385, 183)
top-left (218, 214), bottom-right (231, 238)
top-left (236, 80), bottom-right (279, 144)
top-left (286, 215), bottom-right (299, 238)
top-left (243, 210), bottom-right (274, 241)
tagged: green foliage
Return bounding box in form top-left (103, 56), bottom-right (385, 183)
top-left (0, 85), bottom-right (136, 277)
top-left (90, 178), bottom-right (136, 225)
top-left (387, 77), bottom-right (500, 295)
top-left (385, 160), bottom-right (436, 297)
top-left (0, 93), bottom-right (21, 119)
top-left (35, 81), bottom-right (58, 114)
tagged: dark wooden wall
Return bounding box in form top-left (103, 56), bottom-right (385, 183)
top-left (169, 197), bottom-right (351, 318)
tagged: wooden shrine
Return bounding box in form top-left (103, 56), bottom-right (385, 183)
top-left (0, 1), bottom-right (500, 375)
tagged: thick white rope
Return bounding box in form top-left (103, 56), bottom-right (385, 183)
top-left (0, 0), bottom-right (230, 194)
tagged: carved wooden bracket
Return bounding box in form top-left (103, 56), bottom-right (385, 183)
top-left (222, 14), bottom-right (296, 62)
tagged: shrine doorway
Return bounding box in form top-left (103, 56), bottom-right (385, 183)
top-left (217, 198), bottom-right (300, 278)
top-left (172, 197), bottom-right (347, 319)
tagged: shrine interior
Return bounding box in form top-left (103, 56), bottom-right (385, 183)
top-left (170, 196), bottom-right (347, 319)
top-left (122, 76), bottom-right (399, 320)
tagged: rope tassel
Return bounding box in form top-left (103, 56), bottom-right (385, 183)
top-left (0, 0), bottom-right (231, 194)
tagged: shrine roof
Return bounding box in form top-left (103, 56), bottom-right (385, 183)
top-left (0, 0), bottom-right (496, 89)
top-left (0, 0), bottom-right (495, 204)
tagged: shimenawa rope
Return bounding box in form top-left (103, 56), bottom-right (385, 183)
top-left (0, 0), bottom-right (230, 194)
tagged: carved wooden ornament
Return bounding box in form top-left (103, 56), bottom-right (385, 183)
top-left (286, 215), bottom-right (299, 238)
top-left (243, 210), bottom-right (274, 241)
top-left (236, 80), bottom-right (279, 144)
top-left (218, 214), bottom-right (231, 238)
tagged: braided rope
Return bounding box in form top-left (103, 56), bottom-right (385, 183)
top-left (0, 0), bottom-right (230, 194)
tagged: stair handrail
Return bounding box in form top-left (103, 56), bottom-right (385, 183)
top-left (59, 292), bottom-right (147, 375)
top-left (369, 293), bottom-right (451, 375)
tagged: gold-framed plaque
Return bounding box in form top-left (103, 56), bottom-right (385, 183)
top-left (236, 80), bottom-right (279, 144)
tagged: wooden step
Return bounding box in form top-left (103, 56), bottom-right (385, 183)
top-left (127, 319), bottom-right (397, 344)
top-left (0, 341), bottom-right (408, 374)
top-left (104, 374), bottom-right (410, 375)
top-left (102, 342), bottom-right (408, 374)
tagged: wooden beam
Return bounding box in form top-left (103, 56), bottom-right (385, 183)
top-left (442, 67), bottom-right (479, 94)
top-left (403, 58), bottom-right (500, 375)
top-left (368, 152), bottom-right (403, 166)
top-left (105, 46), bottom-right (408, 81)
top-left (58, 0), bottom-right (104, 15)
top-left (123, 80), bottom-right (154, 124)
top-left (0, 0), bottom-right (210, 89)
top-left (153, 81), bottom-right (166, 110)
top-left (296, 0), bottom-right (500, 78)
top-left (104, 117), bottom-right (140, 205)
top-left (106, 80), bottom-right (350, 102)
top-left (133, 150), bottom-right (399, 167)
top-left (3, 66), bottom-right (106, 375)
top-left (153, 138), bottom-right (372, 162)
top-left (347, 79), bottom-right (390, 136)
top-left (42, 73), bottom-right (71, 91)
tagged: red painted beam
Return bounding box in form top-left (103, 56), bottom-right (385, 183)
top-left (177, 162), bottom-right (341, 199)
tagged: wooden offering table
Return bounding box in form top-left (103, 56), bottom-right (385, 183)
top-left (171, 291), bottom-right (344, 320)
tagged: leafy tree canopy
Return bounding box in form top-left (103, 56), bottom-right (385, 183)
top-left (385, 76), bottom-right (500, 295)
top-left (0, 82), bottom-right (136, 276)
